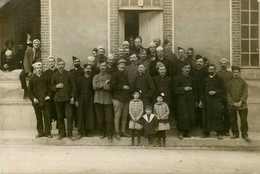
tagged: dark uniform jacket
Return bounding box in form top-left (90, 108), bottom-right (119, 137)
top-left (24, 47), bottom-right (41, 73)
top-left (141, 114), bottom-right (158, 137)
top-left (28, 73), bottom-right (51, 107)
top-left (51, 70), bottom-right (76, 102)
top-left (153, 75), bottom-right (173, 104)
top-left (192, 67), bottom-right (208, 102)
top-left (149, 57), bottom-right (173, 77)
top-left (0, 55), bottom-right (16, 71)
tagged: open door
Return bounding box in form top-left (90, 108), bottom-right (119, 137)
top-left (139, 11), bottom-right (163, 48)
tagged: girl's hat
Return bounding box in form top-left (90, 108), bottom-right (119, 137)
top-left (133, 89), bottom-right (142, 94)
top-left (157, 92), bottom-right (165, 98)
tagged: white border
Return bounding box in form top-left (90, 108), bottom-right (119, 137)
top-left (172, 0), bottom-right (175, 53)
top-left (49, 0), bottom-right (52, 56)
top-left (108, 0), bottom-right (110, 54)
top-left (229, 0), bottom-right (232, 68)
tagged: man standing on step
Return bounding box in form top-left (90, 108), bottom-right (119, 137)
top-left (227, 66), bottom-right (250, 141)
top-left (28, 62), bottom-right (52, 138)
top-left (51, 58), bottom-right (76, 140)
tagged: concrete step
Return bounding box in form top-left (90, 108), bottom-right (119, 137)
top-left (1, 130), bottom-right (259, 151)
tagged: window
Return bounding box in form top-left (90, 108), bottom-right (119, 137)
top-left (241, 0), bottom-right (259, 67)
top-left (119, 0), bottom-right (162, 10)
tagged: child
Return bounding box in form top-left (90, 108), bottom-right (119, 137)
top-left (154, 93), bottom-right (170, 147)
top-left (141, 105), bottom-right (158, 146)
top-left (129, 90), bottom-right (143, 146)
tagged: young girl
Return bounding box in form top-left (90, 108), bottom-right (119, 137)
top-left (141, 105), bottom-right (158, 146)
top-left (129, 90), bottom-right (143, 146)
top-left (154, 93), bottom-right (170, 147)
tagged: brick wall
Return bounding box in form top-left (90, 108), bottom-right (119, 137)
top-left (231, 0), bottom-right (241, 66)
top-left (40, 0), bottom-right (50, 69)
top-left (109, 0), bottom-right (119, 54)
top-left (163, 0), bottom-right (173, 42)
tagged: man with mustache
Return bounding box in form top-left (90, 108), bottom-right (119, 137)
top-left (175, 47), bottom-right (192, 76)
top-left (201, 64), bottom-right (225, 139)
top-left (126, 54), bottom-right (139, 92)
top-left (187, 47), bottom-right (196, 69)
top-left (106, 54), bottom-right (116, 75)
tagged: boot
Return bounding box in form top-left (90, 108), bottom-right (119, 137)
top-left (23, 89), bottom-right (27, 99)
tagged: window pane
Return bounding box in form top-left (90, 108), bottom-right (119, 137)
top-left (153, 0), bottom-right (161, 6)
top-left (121, 0), bottom-right (129, 6)
top-left (242, 54), bottom-right (250, 66)
top-left (242, 40), bottom-right (249, 52)
top-left (241, 12), bottom-right (249, 24)
top-left (144, 0), bottom-right (151, 6)
top-left (251, 40), bottom-right (259, 52)
top-left (251, 0), bottom-right (258, 10)
top-left (251, 12), bottom-right (259, 24)
top-left (251, 54), bottom-right (259, 66)
top-left (251, 26), bottom-right (259, 38)
top-left (242, 26), bottom-right (249, 38)
top-left (241, 0), bottom-right (249, 10)
top-left (130, 0), bottom-right (138, 6)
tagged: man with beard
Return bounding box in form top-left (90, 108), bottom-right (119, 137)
top-left (122, 41), bottom-right (130, 50)
top-left (43, 56), bottom-right (58, 128)
top-left (132, 36), bottom-right (144, 58)
top-left (126, 54), bottom-right (139, 92)
top-left (176, 47), bottom-right (192, 76)
top-left (70, 56), bottom-right (83, 128)
top-left (96, 45), bottom-right (107, 64)
top-left (128, 35), bottom-right (135, 52)
top-left (153, 38), bottom-right (161, 48)
top-left (227, 66), bottom-right (250, 141)
top-left (147, 42), bottom-right (157, 62)
top-left (1, 50), bottom-right (16, 71)
top-left (201, 64), bottom-right (225, 139)
top-left (149, 46), bottom-right (173, 77)
top-left (174, 63), bottom-right (196, 139)
top-left (163, 39), bottom-right (177, 69)
top-left (134, 63), bottom-right (155, 106)
top-left (187, 47), bottom-right (196, 69)
top-left (106, 54), bottom-right (116, 75)
top-left (111, 59), bottom-right (131, 139)
top-left (19, 39), bottom-right (41, 99)
top-left (75, 64), bottom-right (95, 139)
top-left (87, 56), bottom-right (99, 75)
top-left (51, 58), bottom-right (76, 140)
top-left (216, 58), bottom-right (233, 136)
top-left (15, 43), bottom-right (26, 69)
top-left (1, 39), bottom-right (15, 67)
top-left (192, 55), bottom-right (208, 127)
top-left (93, 61), bottom-right (114, 142)
top-left (138, 49), bottom-right (150, 74)
top-left (28, 62), bottom-right (52, 138)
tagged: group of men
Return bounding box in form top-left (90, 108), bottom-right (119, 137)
top-left (24, 35), bottom-right (250, 142)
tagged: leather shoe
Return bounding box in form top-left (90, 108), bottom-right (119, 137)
top-left (178, 134), bottom-right (183, 140)
top-left (243, 136), bottom-right (251, 141)
top-left (68, 136), bottom-right (76, 140)
top-left (217, 135), bottom-right (223, 140)
top-left (201, 134), bottom-right (209, 138)
top-left (231, 135), bottom-right (239, 139)
top-left (222, 132), bottom-right (230, 136)
top-left (114, 133), bottom-right (121, 140)
top-left (121, 132), bottom-right (131, 138)
top-left (36, 134), bottom-right (44, 138)
top-left (46, 135), bottom-right (53, 138)
top-left (77, 135), bottom-right (83, 139)
top-left (57, 135), bottom-right (65, 140)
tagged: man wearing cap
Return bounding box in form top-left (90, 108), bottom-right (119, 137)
top-left (135, 63), bottom-right (155, 106)
top-left (86, 56), bottom-right (99, 75)
top-left (51, 58), bottom-right (76, 140)
top-left (176, 47), bottom-right (192, 76)
top-left (111, 59), bottom-right (131, 139)
top-left (187, 48), bottom-right (196, 69)
top-left (70, 56), bottom-right (83, 127)
top-left (126, 54), bottom-right (139, 92)
top-left (19, 39), bottom-right (41, 99)
top-left (122, 41), bottom-right (130, 50)
top-left (1, 50), bottom-right (16, 71)
top-left (43, 56), bottom-right (58, 127)
top-left (174, 63), bottom-right (196, 139)
top-left (153, 38), bottom-right (161, 48)
top-left (147, 42), bottom-right (157, 62)
top-left (149, 46), bottom-right (173, 77)
top-left (138, 49), bottom-right (151, 74)
top-left (1, 39), bottom-right (15, 67)
top-left (192, 55), bottom-right (208, 127)
top-left (93, 61), bottom-right (114, 142)
top-left (96, 45), bottom-right (107, 64)
top-left (28, 62), bottom-right (52, 138)
top-left (106, 54), bottom-right (116, 75)
top-left (216, 58), bottom-right (233, 136)
top-left (201, 64), bottom-right (225, 139)
top-left (163, 40), bottom-right (177, 68)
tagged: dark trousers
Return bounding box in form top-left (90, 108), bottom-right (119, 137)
top-left (71, 104), bottom-right (79, 127)
top-left (131, 129), bottom-right (141, 142)
top-left (195, 107), bottom-right (202, 127)
top-left (147, 134), bottom-right (154, 145)
top-left (55, 101), bottom-right (74, 136)
top-left (229, 108), bottom-right (248, 138)
top-left (46, 100), bottom-right (57, 122)
top-left (157, 130), bottom-right (166, 141)
top-left (33, 105), bottom-right (51, 136)
top-left (19, 70), bottom-right (27, 90)
top-left (95, 103), bottom-right (114, 137)
top-left (222, 99), bottom-right (230, 133)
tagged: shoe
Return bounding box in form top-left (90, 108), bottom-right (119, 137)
top-left (178, 134), bottom-right (183, 140)
top-left (243, 136), bottom-right (251, 141)
top-left (57, 135), bottom-right (65, 140)
top-left (77, 134), bottom-right (83, 139)
top-left (100, 132), bottom-right (106, 139)
top-left (23, 90), bottom-right (28, 99)
top-left (184, 134), bottom-right (191, 138)
top-left (114, 133), bottom-right (121, 140)
top-left (36, 134), bottom-right (44, 138)
top-left (231, 135), bottom-right (239, 139)
top-left (121, 132), bottom-right (131, 138)
top-left (108, 136), bottom-right (113, 143)
top-left (68, 136), bottom-right (76, 140)
top-left (201, 134), bottom-right (209, 138)
top-left (217, 135), bottom-right (223, 140)
top-left (46, 135), bottom-right (53, 138)
top-left (222, 132), bottom-right (230, 136)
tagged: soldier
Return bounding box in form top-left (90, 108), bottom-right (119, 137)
top-left (122, 41), bottom-right (130, 49)
top-left (126, 54), bottom-right (139, 92)
top-left (176, 47), bottom-right (191, 76)
top-left (153, 38), bottom-right (161, 48)
top-left (163, 39), bottom-right (177, 70)
top-left (187, 47), bottom-right (196, 69)
top-left (106, 54), bottom-right (116, 75)
top-left (51, 58), bottom-right (76, 140)
top-left (28, 62), bottom-right (52, 138)
top-left (1, 50), bottom-right (16, 71)
top-left (147, 42), bottom-right (157, 62)
top-left (96, 45), bottom-right (107, 64)
top-left (132, 36), bottom-right (144, 58)
top-left (1, 39), bottom-right (15, 67)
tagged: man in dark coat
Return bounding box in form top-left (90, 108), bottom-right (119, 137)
top-left (70, 56), bottom-right (83, 128)
top-left (201, 64), bottom-right (225, 139)
top-left (28, 62), bottom-right (52, 138)
top-left (1, 50), bottom-right (17, 71)
top-left (19, 39), bottom-right (41, 99)
top-left (15, 43), bottom-right (26, 69)
top-left (174, 63), bottom-right (196, 139)
top-left (131, 36), bottom-right (145, 58)
top-left (43, 56), bottom-right (58, 129)
top-left (106, 54), bottom-right (116, 75)
top-left (111, 59), bottom-right (131, 139)
top-left (75, 64), bottom-right (95, 139)
top-left (187, 47), bottom-right (196, 69)
top-left (163, 39), bottom-right (177, 70)
top-left (192, 56), bottom-right (208, 127)
top-left (126, 54), bottom-right (139, 92)
top-left (96, 45), bottom-right (107, 65)
top-left (51, 58), bottom-right (76, 140)
top-left (1, 39), bottom-right (15, 67)
top-left (135, 63), bottom-right (155, 106)
top-left (216, 58), bottom-right (234, 136)
top-left (175, 47), bottom-right (193, 76)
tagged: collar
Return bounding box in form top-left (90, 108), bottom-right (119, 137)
top-left (209, 73), bottom-right (216, 78)
top-left (143, 114), bottom-right (155, 123)
top-left (50, 67), bottom-right (56, 71)
top-left (36, 73), bottom-right (42, 77)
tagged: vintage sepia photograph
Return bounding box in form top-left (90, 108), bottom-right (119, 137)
top-left (0, 0), bottom-right (260, 173)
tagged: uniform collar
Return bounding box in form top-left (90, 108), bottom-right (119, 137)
top-left (143, 114), bottom-right (155, 123)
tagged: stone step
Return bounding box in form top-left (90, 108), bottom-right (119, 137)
top-left (1, 130), bottom-right (259, 151)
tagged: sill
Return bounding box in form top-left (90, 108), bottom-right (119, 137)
top-left (240, 66), bottom-right (260, 69)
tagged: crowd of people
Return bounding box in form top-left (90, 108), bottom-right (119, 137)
top-left (1, 35), bottom-right (250, 146)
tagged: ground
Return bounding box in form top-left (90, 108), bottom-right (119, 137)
top-left (1, 146), bottom-right (260, 174)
